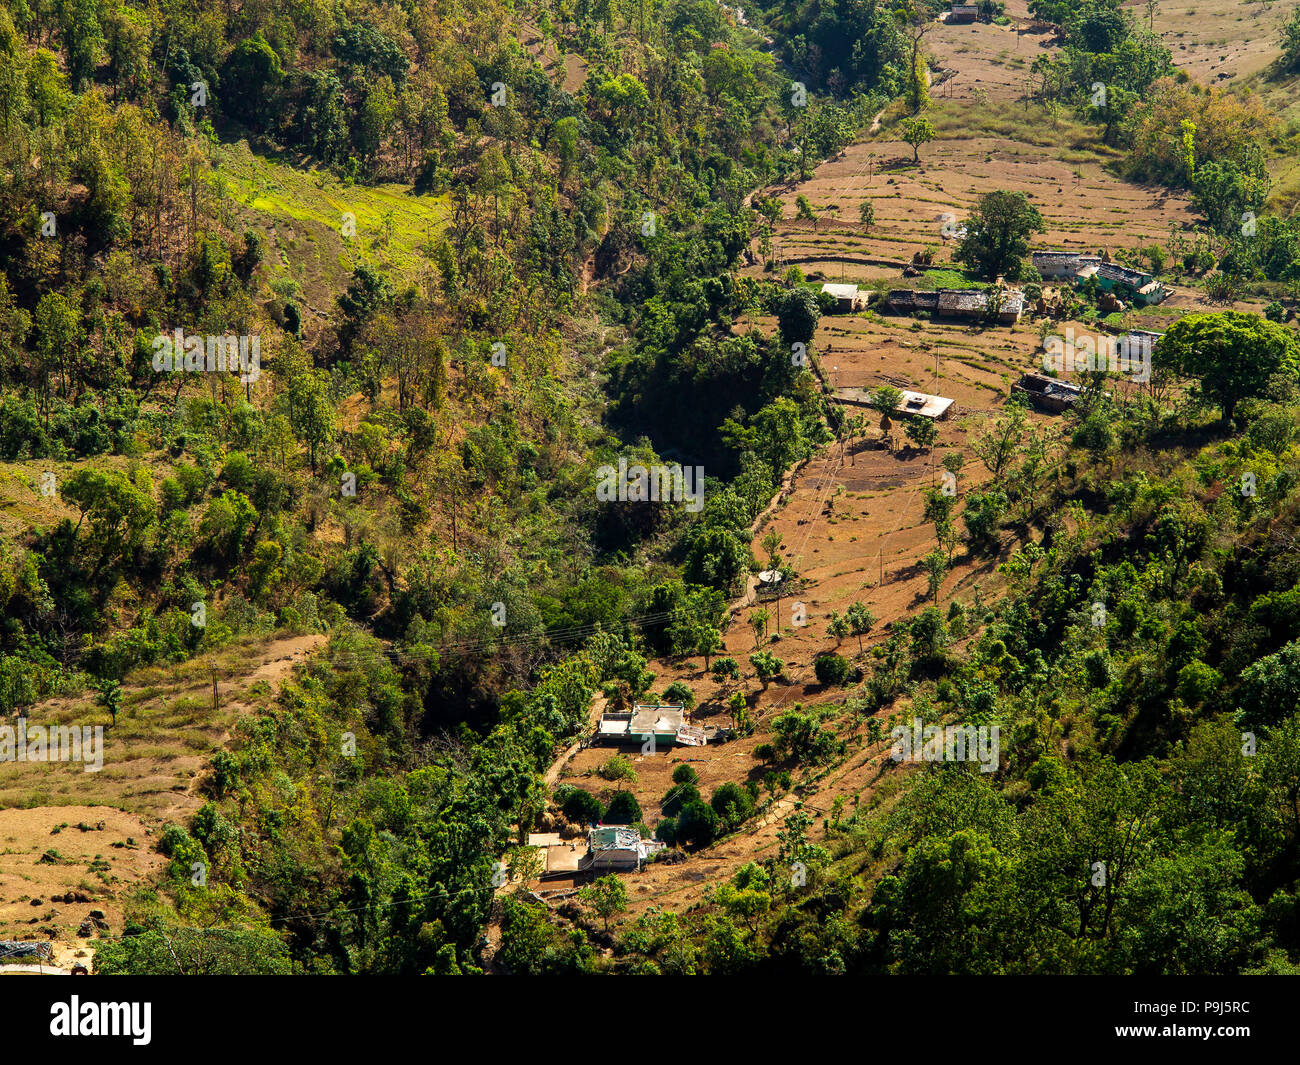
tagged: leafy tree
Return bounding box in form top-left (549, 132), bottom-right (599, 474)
top-left (846, 602), bottom-right (875, 653)
top-left (695, 625), bottom-right (723, 669)
top-left (771, 708), bottom-right (843, 764)
top-left (898, 115), bottom-right (935, 164)
top-left (956, 191), bottom-right (1045, 280)
top-left (794, 194), bottom-right (819, 230)
top-left (604, 790), bottom-right (643, 825)
top-left (750, 649), bottom-right (784, 687)
top-left (1154, 311), bottom-right (1300, 421)
top-left (1283, 7), bottom-right (1300, 71)
top-left (776, 287), bottom-right (820, 346)
top-left (711, 656), bottom-right (740, 682)
top-left (661, 781), bottom-right (701, 817)
top-left (905, 417), bottom-right (939, 451)
top-left (677, 799), bottom-right (720, 848)
top-left (973, 397), bottom-right (1029, 481)
top-left (711, 781), bottom-right (755, 830)
top-left (285, 370), bottom-right (337, 472)
top-left (561, 788), bottom-right (603, 824)
top-left (579, 875), bottom-right (628, 933)
top-left (93, 928), bottom-right (293, 975)
top-left (922, 548), bottom-right (948, 603)
top-left (963, 489), bottom-right (1008, 549)
top-left (1237, 640), bottom-right (1300, 732)
top-left (221, 34), bottom-right (284, 128)
top-left (827, 611), bottom-right (850, 646)
top-left (870, 385), bottom-right (904, 420)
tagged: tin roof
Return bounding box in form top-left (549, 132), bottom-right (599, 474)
top-left (821, 283), bottom-right (860, 300)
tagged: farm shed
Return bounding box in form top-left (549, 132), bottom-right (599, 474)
top-left (948, 3), bottom-right (978, 22)
top-left (820, 283), bottom-right (863, 312)
top-left (1013, 373), bottom-right (1082, 413)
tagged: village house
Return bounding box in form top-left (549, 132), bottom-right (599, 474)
top-left (1094, 262), bottom-right (1168, 306)
top-left (1031, 251), bottom-right (1102, 281)
top-left (886, 287), bottom-right (1023, 323)
top-left (596, 704), bottom-right (707, 747)
top-left (1031, 251), bottom-right (1168, 306)
top-left (948, 3), bottom-right (979, 23)
top-left (1013, 373), bottom-right (1083, 413)
top-left (582, 827), bottom-right (666, 871)
top-left (820, 282), bottom-right (864, 312)
top-left (835, 387), bottom-right (955, 421)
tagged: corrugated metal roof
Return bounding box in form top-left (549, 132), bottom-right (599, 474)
top-left (821, 283), bottom-right (860, 299)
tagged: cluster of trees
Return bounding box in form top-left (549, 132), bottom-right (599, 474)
top-left (655, 764), bottom-right (757, 848)
top-left (0, 0), bottom-right (886, 974)
top-left (747, 0), bottom-right (928, 97)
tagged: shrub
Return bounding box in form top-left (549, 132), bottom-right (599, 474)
top-left (676, 800), bottom-right (719, 848)
top-left (597, 755), bottom-right (637, 784)
top-left (814, 652), bottom-right (853, 686)
top-left (710, 782), bottom-right (755, 829)
top-left (771, 709), bottom-right (844, 765)
top-left (561, 788), bottom-right (603, 824)
top-left (662, 680), bottom-right (695, 708)
top-left (671, 764), bottom-right (699, 786)
top-left (711, 657), bottom-right (740, 680)
top-left (603, 790), bottom-right (643, 825)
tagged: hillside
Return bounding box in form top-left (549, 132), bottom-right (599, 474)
top-left (0, 0), bottom-right (1299, 984)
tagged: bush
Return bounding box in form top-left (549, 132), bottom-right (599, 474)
top-left (676, 800), bottom-right (720, 848)
top-left (771, 709), bottom-right (844, 765)
top-left (711, 657), bottom-right (740, 680)
top-left (814, 652), bottom-right (853, 686)
top-left (710, 782), bottom-right (755, 829)
top-left (671, 764), bottom-right (699, 786)
top-left (661, 782), bottom-right (701, 817)
top-left (603, 790), bottom-right (643, 825)
top-left (654, 818), bottom-right (678, 845)
top-left (662, 680), bottom-right (695, 708)
top-left (597, 755), bottom-right (637, 783)
top-left (560, 788), bottom-right (603, 825)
